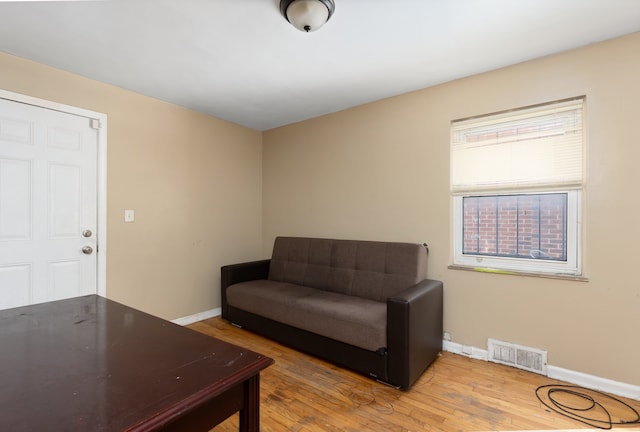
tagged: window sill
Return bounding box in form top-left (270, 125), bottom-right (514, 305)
top-left (448, 264), bottom-right (589, 282)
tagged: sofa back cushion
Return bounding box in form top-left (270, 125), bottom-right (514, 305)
top-left (268, 237), bottom-right (428, 302)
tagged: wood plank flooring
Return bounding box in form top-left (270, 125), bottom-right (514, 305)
top-left (188, 318), bottom-right (640, 431)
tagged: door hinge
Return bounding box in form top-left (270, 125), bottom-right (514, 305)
top-left (90, 118), bottom-right (102, 129)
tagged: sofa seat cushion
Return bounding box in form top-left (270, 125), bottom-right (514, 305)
top-left (226, 280), bottom-right (387, 352)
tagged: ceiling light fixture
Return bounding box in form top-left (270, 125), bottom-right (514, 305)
top-left (280, 0), bottom-right (335, 33)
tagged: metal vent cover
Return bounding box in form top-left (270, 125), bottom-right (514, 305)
top-left (488, 338), bottom-right (548, 375)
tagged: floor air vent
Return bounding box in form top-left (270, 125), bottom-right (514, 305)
top-left (488, 338), bottom-right (548, 375)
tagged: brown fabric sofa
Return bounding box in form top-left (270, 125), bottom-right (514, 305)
top-left (221, 236), bottom-right (443, 389)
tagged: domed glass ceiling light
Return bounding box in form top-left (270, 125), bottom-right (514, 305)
top-left (280, 0), bottom-right (335, 32)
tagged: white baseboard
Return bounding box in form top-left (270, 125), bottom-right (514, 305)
top-left (171, 307), bottom-right (221, 326)
top-left (443, 340), bottom-right (489, 361)
top-left (548, 365), bottom-right (640, 401)
top-left (443, 340), bottom-right (640, 401)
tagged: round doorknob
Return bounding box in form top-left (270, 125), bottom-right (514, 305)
top-left (82, 246), bottom-right (93, 255)
top-left (82, 230), bottom-right (93, 238)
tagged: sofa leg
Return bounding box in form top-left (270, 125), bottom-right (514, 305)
top-left (374, 379), bottom-right (400, 390)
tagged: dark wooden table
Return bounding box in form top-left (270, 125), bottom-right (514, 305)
top-left (0, 295), bottom-right (273, 431)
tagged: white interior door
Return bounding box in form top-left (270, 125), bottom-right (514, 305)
top-left (0, 97), bottom-right (100, 309)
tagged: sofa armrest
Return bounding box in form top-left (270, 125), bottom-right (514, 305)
top-left (221, 259), bottom-right (271, 319)
top-left (387, 278), bottom-right (443, 389)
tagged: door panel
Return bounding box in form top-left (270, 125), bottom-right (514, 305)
top-left (0, 264), bottom-right (31, 308)
top-left (0, 158), bottom-right (31, 240)
top-left (0, 98), bottom-right (98, 310)
top-left (50, 163), bottom-right (81, 237)
top-left (48, 260), bottom-right (81, 302)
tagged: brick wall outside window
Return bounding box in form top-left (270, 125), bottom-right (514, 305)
top-left (462, 193), bottom-right (567, 261)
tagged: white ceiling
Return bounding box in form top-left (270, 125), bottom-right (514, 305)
top-left (1, 0), bottom-right (639, 131)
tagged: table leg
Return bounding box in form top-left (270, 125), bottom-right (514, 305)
top-left (239, 374), bottom-right (261, 432)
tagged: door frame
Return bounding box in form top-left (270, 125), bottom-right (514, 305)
top-left (0, 89), bottom-right (108, 297)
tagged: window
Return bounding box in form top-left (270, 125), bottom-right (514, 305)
top-left (451, 98), bottom-right (584, 276)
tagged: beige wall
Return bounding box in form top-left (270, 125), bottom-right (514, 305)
top-left (0, 52), bottom-right (263, 320)
top-left (263, 33), bottom-right (640, 386)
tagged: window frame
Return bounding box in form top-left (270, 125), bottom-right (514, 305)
top-left (453, 190), bottom-right (582, 276)
top-left (450, 97), bottom-right (585, 277)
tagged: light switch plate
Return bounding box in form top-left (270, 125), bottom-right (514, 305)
top-left (124, 209), bottom-right (135, 223)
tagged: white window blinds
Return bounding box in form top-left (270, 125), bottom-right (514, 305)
top-left (451, 97), bottom-right (584, 194)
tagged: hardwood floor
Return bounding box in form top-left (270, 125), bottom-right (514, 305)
top-left (189, 318), bottom-right (640, 431)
